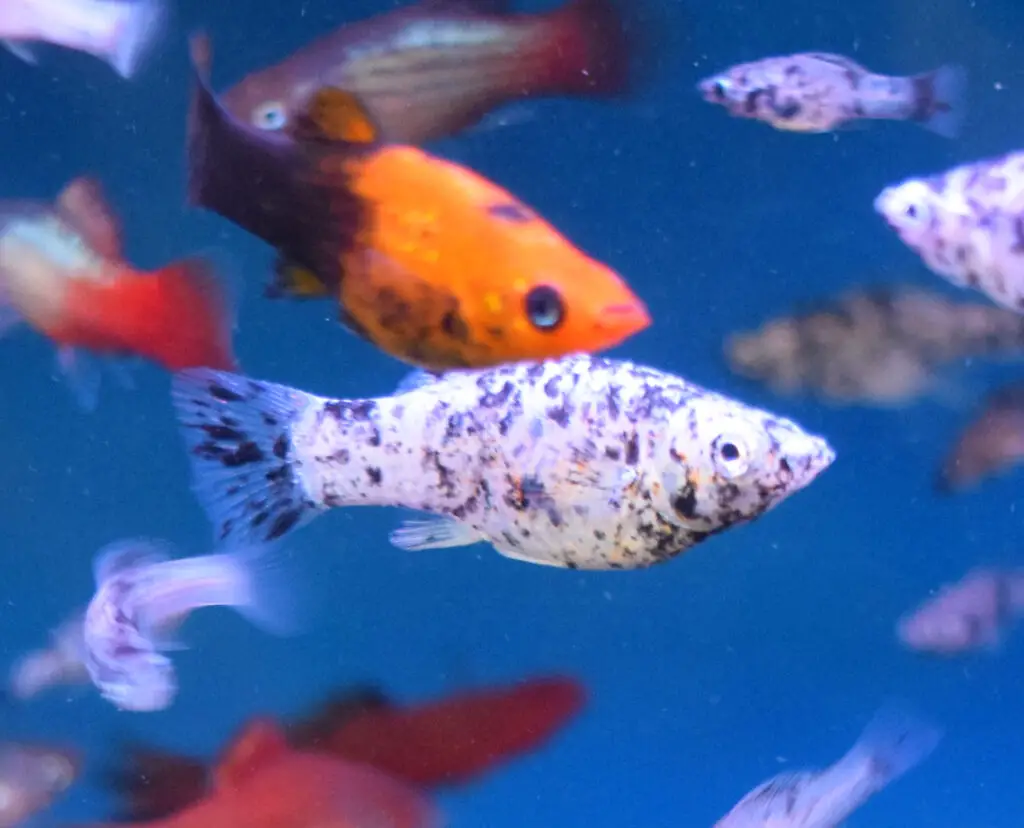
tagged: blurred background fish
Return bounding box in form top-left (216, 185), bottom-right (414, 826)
top-left (0, 0), bottom-right (164, 78)
top-left (937, 383), bottom-right (1024, 491)
top-left (0, 742), bottom-right (79, 828)
top-left (6, 611), bottom-right (89, 702)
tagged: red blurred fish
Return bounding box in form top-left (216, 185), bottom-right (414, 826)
top-left (221, 0), bottom-right (645, 145)
top-left (0, 177), bottom-right (236, 409)
top-left (108, 676), bottom-right (586, 821)
top-left (93, 719), bottom-right (437, 828)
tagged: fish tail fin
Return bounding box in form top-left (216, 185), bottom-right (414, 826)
top-left (55, 346), bottom-right (102, 411)
top-left (105, 742), bottom-right (208, 822)
top-left (171, 368), bottom-right (325, 546)
top-left (843, 704), bottom-right (943, 789)
top-left (218, 544), bottom-right (311, 637)
top-left (915, 64), bottom-right (967, 138)
top-left (108, 0), bottom-right (166, 79)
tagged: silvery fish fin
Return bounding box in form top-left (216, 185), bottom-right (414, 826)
top-left (389, 517), bottom-right (483, 551)
top-left (92, 538), bottom-right (175, 586)
top-left (56, 346), bottom-right (101, 411)
top-left (107, 0), bottom-right (166, 79)
top-left (3, 40), bottom-right (37, 64)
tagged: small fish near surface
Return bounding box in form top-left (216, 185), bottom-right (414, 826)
top-left (186, 34), bottom-right (650, 372)
top-left (0, 177), bottom-right (237, 410)
top-left (698, 52), bottom-right (966, 137)
top-left (724, 285), bottom-right (1024, 407)
top-left (0, 741), bottom-right (80, 828)
top-left (875, 152), bottom-right (1024, 313)
top-left (109, 675), bottom-right (585, 821)
top-left (937, 383), bottom-right (1024, 492)
top-left (86, 719), bottom-right (438, 828)
top-left (0, 0), bottom-right (165, 79)
top-left (714, 705), bottom-right (942, 828)
top-left (222, 0), bottom-right (653, 146)
top-left (170, 354), bottom-right (835, 570)
top-left (83, 538), bottom-right (299, 712)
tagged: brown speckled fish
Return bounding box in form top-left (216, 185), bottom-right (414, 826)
top-left (725, 286), bottom-right (1024, 407)
top-left (170, 355), bottom-right (834, 571)
top-left (699, 53), bottom-right (966, 137)
top-left (937, 383), bottom-right (1024, 491)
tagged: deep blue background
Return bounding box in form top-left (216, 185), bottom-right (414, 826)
top-left (1, 0), bottom-right (1023, 825)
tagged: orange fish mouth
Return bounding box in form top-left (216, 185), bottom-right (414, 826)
top-left (598, 300), bottom-right (652, 336)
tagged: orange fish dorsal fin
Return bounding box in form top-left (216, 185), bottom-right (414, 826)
top-left (55, 177), bottom-right (123, 261)
top-left (212, 719), bottom-right (290, 792)
top-left (293, 87), bottom-right (381, 145)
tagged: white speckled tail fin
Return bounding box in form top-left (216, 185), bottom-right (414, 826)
top-left (170, 368), bottom-right (326, 546)
top-left (917, 64), bottom-right (967, 138)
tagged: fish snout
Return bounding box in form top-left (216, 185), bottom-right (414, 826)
top-left (778, 432), bottom-right (835, 488)
top-left (595, 298), bottom-right (653, 342)
top-left (697, 76), bottom-right (732, 103)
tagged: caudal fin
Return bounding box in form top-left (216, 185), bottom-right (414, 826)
top-left (108, 0), bottom-right (166, 79)
top-left (916, 64), bottom-right (967, 138)
top-left (844, 704), bottom-right (942, 790)
top-left (171, 368), bottom-right (325, 546)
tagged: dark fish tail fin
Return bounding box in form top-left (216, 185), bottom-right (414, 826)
top-left (171, 368), bottom-right (325, 546)
top-left (104, 743), bottom-right (208, 822)
top-left (185, 34), bottom-right (363, 292)
top-left (913, 64), bottom-right (967, 138)
top-left (287, 686), bottom-right (393, 749)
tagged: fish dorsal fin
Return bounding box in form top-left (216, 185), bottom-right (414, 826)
top-left (55, 177), bottom-right (123, 261)
top-left (93, 539), bottom-right (174, 586)
top-left (287, 686), bottom-right (392, 748)
top-left (293, 87), bottom-right (381, 146)
top-left (213, 719), bottom-right (290, 791)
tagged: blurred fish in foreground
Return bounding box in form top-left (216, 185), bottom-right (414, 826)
top-left (0, 742), bottom-right (79, 828)
top-left (0, 177), bottom-right (236, 410)
top-left (171, 356), bottom-right (834, 566)
top-left (84, 538), bottom-right (299, 712)
top-left (0, 0), bottom-right (164, 78)
top-left (698, 52), bottom-right (966, 137)
top-left (714, 706), bottom-right (942, 828)
top-left (92, 719), bottom-right (438, 828)
top-left (187, 34), bottom-right (650, 371)
top-left (221, 0), bottom-right (654, 145)
top-left (897, 567), bottom-right (1024, 655)
top-left (937, 383), bottom-right (1024, 491)
top-left (876, 151), bottom-right (1024, 313)
top-left (7, 612), bottom-right (89, 701)
top-left (725, 285), bottom-right (1024, 407)
top-left (108, 676), bottom-right (585, 821)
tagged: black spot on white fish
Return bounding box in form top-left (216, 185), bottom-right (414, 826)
top-left (624, 433), bottom-right (640, 465)
top-left (366, 466), bottom-right (383, 485)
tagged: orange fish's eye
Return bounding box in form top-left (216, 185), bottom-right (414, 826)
top-left (252, 101), bottom-right (288, 131)
top-left (524, 285), bottom-right (565, 332)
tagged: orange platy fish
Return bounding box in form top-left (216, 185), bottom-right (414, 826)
top-left (91, 720), bottom-right (438, 828)
top-left (108, 676), bottom-right (586, 822)
top-left (186, 34), bottom-right (650, 371)
top-left (0, 178), bottom-right (236, 409)
top-left (221, 0), bottom-right (642, 145)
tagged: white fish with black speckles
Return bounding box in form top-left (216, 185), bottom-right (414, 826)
top-left (715, 706), bottom-right (942, 828)
top-left (876, 152), bottom-right (1024, 313)
top-left (170, 355), bottom-right (835, 571)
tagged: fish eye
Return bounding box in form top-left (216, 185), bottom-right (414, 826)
top-left (252, 101), bottom-right (288, 131)
top-left (525, 285), bottom-right (565, 332)
top-left (712, 432), bottom-right (752, 478)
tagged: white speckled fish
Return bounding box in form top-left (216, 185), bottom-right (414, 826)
top-left (715, 706), bottom-right (942, 828)
top-left (875, 152), bottom-right (1024, 313)
top-left (171, 355), bottom-right (835, 571)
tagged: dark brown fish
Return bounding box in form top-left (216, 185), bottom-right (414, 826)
top-left (937, 383), bottom-right (1024, 492)
top-left (221, 0), bottom-right (647, 145)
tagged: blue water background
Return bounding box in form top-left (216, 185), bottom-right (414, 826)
top-left (1, 0), bottom-right (1023, 825)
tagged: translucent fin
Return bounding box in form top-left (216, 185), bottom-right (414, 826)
top-left (170, 368), bottom-right (326, 546)
top-left (222, 544), bottom-right (308, 637)
top-left (394, 370), bottom-right (443, 394)
top-left (93, 538), bottom-right (175, 587)
top-left (108, 0), bottom-right (166, 79)
top-left (843, 703), bottom-right (943, 788)
top-left (389, 517), bottom-right (483, 551)
top-left (918, 64), bottom-right (967, 138)
top-left (3, 41), bottom-right (37, 64)
top-left (56, 346), bottom-right (101, 411)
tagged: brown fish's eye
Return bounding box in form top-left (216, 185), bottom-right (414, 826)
top-left (525, 285), bottom-right (565, 332)
top-left (252, 101), bottom-right (288, 131)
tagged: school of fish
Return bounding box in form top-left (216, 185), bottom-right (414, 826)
top-left (5, 0), bottom-right (1024, 825)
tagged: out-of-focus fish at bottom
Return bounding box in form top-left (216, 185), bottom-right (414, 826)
top-left (714, 705), bottom-right (942, 828)
top-left (6, 611), bottom-right (89, 701)
top-left (897, 567), bottom-right (1024, 656)
top-left (937, 383), bottom-right (1024, 492)
top-left (0, 742), bottom-right (80, 828)
top-left (725, 285), bottom-right (1024, 407)
top-left (82, 720), bottom-right (438, 828)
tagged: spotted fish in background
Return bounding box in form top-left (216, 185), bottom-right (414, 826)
top-left (170, 355), bottom-right (834, 571)
top-left (937, 383), bottom-right (1024, 491)
top-left (698, 52), bottom-right (966, 137)
top-left (876, 152), bottom-right (1024, 312)
top-left (715, 706), bottom-right (942, 828)
top-left (725, 285), bottom-right (1024, 406)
